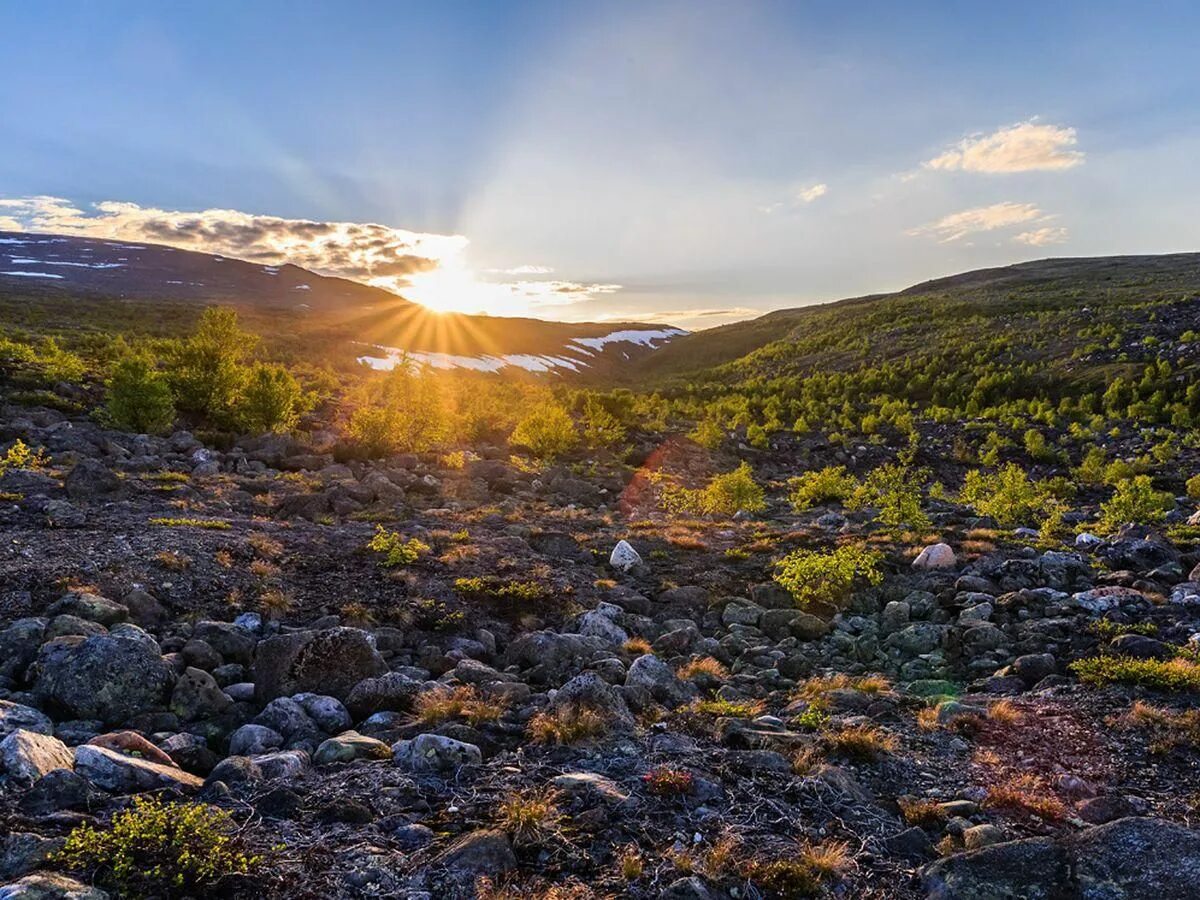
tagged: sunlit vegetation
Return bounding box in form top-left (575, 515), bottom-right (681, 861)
top-left (773, 544), bottom-right (884, 612)
top-left (366, 526), bottom-right (430, 567)
top-left (1071, 654), bottom-right (1200, 691)
top-left (661, 461), bottom-right (766, 518)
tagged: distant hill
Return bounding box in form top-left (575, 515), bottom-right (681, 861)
top-left (631, 253), bottom-right (1200, 382)
top-left (0, 231), bottom-right (685, 377)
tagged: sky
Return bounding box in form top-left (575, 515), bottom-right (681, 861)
top-left (2, 1), bottom-right (1199, 330)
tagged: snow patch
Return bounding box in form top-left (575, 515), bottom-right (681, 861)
top-left (570, 328), bottom-right (686, 352)
top-left (2, 271), bottom-right (64, 279)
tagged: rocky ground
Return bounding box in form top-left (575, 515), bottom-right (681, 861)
top-left (3, 403), bottom-right (1200, 898)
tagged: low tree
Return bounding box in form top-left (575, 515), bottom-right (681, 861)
top-left (106, 353), bottom-right (176, 435)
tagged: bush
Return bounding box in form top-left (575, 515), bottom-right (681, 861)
top-left (663, 462), bottom-right (766, 518)
top-left (1099, 475), bottom-right (1173, 529)
top-left (106, 353), bottom-right (176, 435)
top-left (54, 797), bottom-right (260, 898)
top-left (239, 363), bottom-right (305, 433)
top-left (1187, 474), bottom-right (1200, 502)
top-left (1071, 655), bottom-right (1200, 691)
top-left (510, 400), bottom-right (579, 459)
top-left (348, 363), bottom-right (448, 456)
top-left (959, 463), bottom-right (1051, 528)
top-left (849, 463), bottom-right (929, 532)
top-left (581, 395), bottom-right (626, 448)
top-left (773, 544), bottom-right (883, 612)
top-left (171, 307), bottom-right (257, 421)
top-left (367, 526), bottom-right (430, 567)
top-left (788, 466), bottom-right (858, 511)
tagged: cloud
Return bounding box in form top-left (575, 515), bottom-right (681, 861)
top-left (924, 119), bottom-right (1084, 173)
top-left (797, 183), bottom-right (828, 203)
top-left (486, 264), bottom-right (555, 275)
top-left (907, 201), bottom-right (1048, 243)
top-left (594, 306), bottom-right (760, 330)
top-left (1013, 225), bottom-right (1069, 246)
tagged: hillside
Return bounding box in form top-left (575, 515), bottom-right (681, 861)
top-left (633, 253), bottom-right (1200, 381)
top-left (0, 231), bottom-right (685, 378)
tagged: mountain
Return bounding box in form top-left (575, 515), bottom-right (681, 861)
top-left (0, 230), bottom-right (685, 377)
top-left (631, 253), bottom-right (1200, 381)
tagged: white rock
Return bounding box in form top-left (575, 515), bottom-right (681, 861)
top-left (911, 542), bottom-right (957, 570)
top-left (609, 540), bottom-right (643, 572)
top-left (0, 729), bottom-right (74, 784)
top-left (1075, 532), bottom-right (1103, 548)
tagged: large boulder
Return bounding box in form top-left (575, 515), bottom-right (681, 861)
top-left (624, 654), bottom-right (695, 707)
top-left (45, 593), bottom-right (126, 627)
top-left (0, 702), bottom-right (53, 739)
top-left (1072, 816), bottom-right (1200, 896)
top-left (392, 733), bottom-right (481, 772)
top-left (346, 671), bottom-right (423, 719)
top-left (73, 744), bottom-right (202, 793)
top-left (253, 628), bottom-right (387, 703)
top-left (32, 634), bottom-right (175, 725)
top-left (313, 731), bottom-right (393, 765)
top-left (63, 460), bottom-right (122, 501)
top-left (169, 667), bottom-right (232, 721)
top-left (0, 619), bottom-right (46, 683)
top-left (922, 836), bottom-right (1068, 899)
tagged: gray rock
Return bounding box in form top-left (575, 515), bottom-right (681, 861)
top-left (191, 621), bottom-right (256, 665)
top-left (1072, 816), bottom-right (1200, 895)
top-left (45, 593), bottom-right (127, 626)
top-left (0, 619), bottom-right (46, 682)
top-left (436, 829), bottom-right (515, 878)
top-left (32, 634), bottom-right (175, 725)
top-left (228, 723), bottom-right (284, 756)
top-left (346, 671), bottom-right (422, 719)
top-left (0, 702), bottom-right (53, 739)
top-left (393, 733), bottom-right (482, 771)
top-left (169, 667), bottom-right (231, 721)
top-left (74, 744), bottom-right (203, 793)
top-left (64, 460), bottom-right (122, 501)
top-left (314, 730), bottom-right (392, 765)
top-left (293, 693), bottom-right (352, 734)
top-left (0, 730), bottom-right (74, 784)
top-left (609, 540), bottom-right (643, 573)
top-left (253, 628), bottom-right (387, 702)
top-left (0, 872), bottom-right (109, 899)
top-left (922, 837), bottom-right (1067, 899)
top-left (624, 654), bottom-right (695, 707)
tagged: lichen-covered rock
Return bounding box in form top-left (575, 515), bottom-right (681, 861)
top-left (252, 628), bottom-right (387, 702)
top-left (0, 730), bottom-right (74, 784)
top-left (0, 702), bottom-right (52, 739)
top-left (392, 733), bottom-right (482, 772)
top-left (0, 619), bottom-right (46, 683)
top-left (73, 744), bottom-right (202, 793)
top-left (0, 872), bottom-right (109, 899)
top-left (32, 635), bottom-right (175, 725)
top-left (313, 730), bottom-right (392, 765)
top-left (346, 671), bottom-right (423, 719)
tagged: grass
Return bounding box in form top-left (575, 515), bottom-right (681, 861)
top-left (898, 797), bottom-right (947, 827)
top-left (822, 724), bottom-right (897, 761)
top-left (622, 637), bottom-right (653, 656)
top-left (1071, 655), bottom-right (1200, 691)
top-left (414, 686), bottom-right (506, 727)
top-left (687, 698), bottom-right (766, 719)
top-left (496, 789), bottom-right (563, 847)
top-left (796, 672), bottom-right (891, 700)
top-left (641, 766), bottom-right (694, 797)
top-left (676, 656), bottom-right (729, 681)
top-left (149, 517), bottom-right (232, 530)
top-left (527, 704), bottom-right (610, 745)
top-left (984, 774), bottom-right (1067, 821)
top-left (1116, 700), bottom-right (1200, 753)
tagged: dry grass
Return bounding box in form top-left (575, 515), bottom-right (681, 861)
top-left (617, 846), bottom-right (644, 881)
top-left (987, 699), bottom-right (1023, 726)
top-left (916, 707), bottom-right (941, 731)
top-left (791, 746), bottom-right (824, 775)
top-left (984, 774), bottom-right (1067, 821)
top-left (247, 532), bottom-right (283, 559)
top-left (676, 656), bottom-right (729, 681)
top-left (214, 549), bottom-right (233, 568)
top-left (496, 789), bottom-right (564, 847)
top-left (797, 672), bottom-right (891, 700)
top-left (622, 637), bottom-right (653, 656)
top-left (799, 840), bottom-right (853, 879)
top-left (1117, 700), bottom-right (1200, 753)
top-left (249, 558), bottom-right (280, 580)
top-left (527, 704), bottom-right (610, 745)
top-left (155, 550), bottom-right (191, 571)
top-left (258, 588), bottom-right (293, 620)
top-left (414, 686), bottom-right (507, 727)
top-left (822, 724), bottom-right (898, 761)
top-left (898, 796), bottom-right (947, 827)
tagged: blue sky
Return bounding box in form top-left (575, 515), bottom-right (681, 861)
top-left (3, 1), bottom-right (1199, 327)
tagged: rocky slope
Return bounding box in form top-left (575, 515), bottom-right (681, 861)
top-left (3, 400), bottom-right (1200, 898)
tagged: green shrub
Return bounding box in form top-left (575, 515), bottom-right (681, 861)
top-left (581, 395), bottom-right (626, 448)
top-left (1186, 473), bottom-right (1200, 502)
top-left (170, 308), bottom-right (257, 421)
top-left (348, 363), bottom-right (448, 456)
top-left (663, 462), bottom-right (766, 518)
top-left (510, 400), bottom-right (579, 459)
top-left (959, 463), bottom-right (1051, 528)
top-left (1099, 475), bottom-right (1173, 529)
top-left (238, 363), bottom-right (305, 434)
top-left (788, 466), bottom-right (858, 511)
top-left (106, 353), bottom-right (176, 435)
top-left (367, 526), bottom-right (430, 566)
top-left (774, 544), bottom-right (884, 612)
top-left (849, 463), bottom-right (929, 532)
top-left (688, 416), bottom-right (724, 450)
top-left (1070, 655), bottom-right (1200, 691)
top-left (54, 797), bottom-right (260, 898)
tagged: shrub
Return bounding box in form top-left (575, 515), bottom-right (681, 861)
top-left (1187, 474), bottom-right (1200, 502)
top-left (348, 362), bottom-right (448, 456)
top-left (238, 363), bottom-right (305, 434)
top-left (1071, 655), bottom-right (1200, 691)
top-left (171, 307), bottom-right (257, 421)
top-left (984, 774), bottom-right (1066, 821)
top-left (54, 797), bottom-right (260, 898)
top-left (1099, 476), bottom-right (1173, 529)
top-left (959, 463), bottom-right (1051, 528)
top-left (510, 400), bottom-right (579, 459)
top-left (367, 526), bottom-right (430, 567)
top-left (106, 353), bottom-right (176, 434)
top-left (414, 685), bottom-right (506, 726)
top-left (663, 462), bottom-right (766, 518)
top-left (822, 723), bottom-right (897, 761)
top-left (642, 766), bottom-right (694, 796)
top-left (689, 416), bottom-right (724, 450)
top-left (773, 544), bottom-right (883, 612)
top-left (849, 463), bottom-right (929, 532)
top-left (0, 439), bottom-right (47, 475)
top-left (687, 697), bottom-right (765, 718)
top-left (788, 466), bottom-right (858, 511)
top-left (528, 703), bottom-right (610, 744)
top-left (581, 395), bottom-right (626, 447)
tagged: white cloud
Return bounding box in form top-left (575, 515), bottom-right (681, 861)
top-left (797, 183), bottom-right (828, 203)
top-left (1013, 225), bottom-right (1069, 246)
top-left (907, 201), bottom-right (1048, 243)
top-left (924, 119), bottom-right (1084, 174)
top-left (486, 264), bottom-right (555, 275)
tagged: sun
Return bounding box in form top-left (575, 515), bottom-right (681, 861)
top-left (400, 263), bottom-right (534, 317)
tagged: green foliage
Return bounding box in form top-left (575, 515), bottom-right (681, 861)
top-left (348, 362), bottom-right (448, 456)
top-left (454, 575), bottom-right (550, 604)
top-left (238, 363), bottom-right (306, 433)
top-left (1186, 473), bottom-right (1200, 502)
top-left (688, 416), bottom-right (724, 450)
top-left (849, 463), bottom-right (929, 532)
top-left (663, 462), bottom-right (766, 518)
top-left (54, 796), bottom-right (260, 899)
top-left (581, 395), bottom-right (626, 448)
top-left (106, 353), bottom-right (176, 434)
top-left (510, 400), bottom-right (579, 459)
top-left (149, 517), bottom-right (232, 530)
top-left (367, 526), bottom-right (430, 567)
top-left (1099, 475), bottom-right (1173, 529)
top-left (0, 439), bottom-right (47, 475)
top-left (1071, 655), bottom-right (1200, 691)
top-left (773, 544), bottom-right (884, 612)
top-left (788, 466), bottom-right (858, 511)
top-left (170, 307), bottom-right (257, 422)
top-left (959, 463), bottom-right (1053, 528)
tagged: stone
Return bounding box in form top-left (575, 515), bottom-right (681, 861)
top-left (913, 542), bottom-right (957, 570)
top-left (87, 731), bottom-right (177, 768)
top-left (1077, 795), bottom-right (1143, 825)
top-left (1110, 634), bottom-right (1172, 659)
top-left (229, 724), bottom-right (284, 756)
top-left (121, 590), bottom-right (168, 629)
top-left (293, 693), bottom-right (352, 734)
top-left (253, 628), bottom-right (387, 703)
top-left (0, 730), bottom-right (74, 784)
top-left (346, 671), bottom-right (423, 719)
top-left (314, 731), bottom-right (393, 765)
top-left (625, 654), bottom-right (695, 707)
top-left (0, 872), bottom-right (109, 899)
top-left (19, 770), bottom-right (100, 815)
top-left (63, 459), bottom-right (122, 500)
top-left (32, 634), bottom-right (175, 725)
top-left (0, 702), bottom-right (53, 739)
top-left (190, 621), bottom-right (256, 665)
top-left (0, 833), bottom-right (62, 881)
top-left (921, 837), bottom-right (1068, 899)
top-left (169, 667), bottom-right (232, 720)
top-left (555, 670), bottom-right (635, 728)
top-left (436, 829), bottom-right (516, 878)
top-left (1071, 816), bottom-right (1200, 894)
top-left (1011, 653), bottom-right (1056, 685)
top-left (45, 593), bottom-right (127, 626)
top-left (0, 619), bottom-right (47, 682)
top-left (392, 733), bottom-right (482, 772)
top-left (73, 744), bottom-right (203, 793)
top-left (609, 539), bottom-right (643, 573)
top-left (45, 500), bottom-right (85, 528)
top-left (962, 824), bottom-right (1007, 850)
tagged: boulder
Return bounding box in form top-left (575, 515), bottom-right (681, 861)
top-left (913, 543), bottom-right (957, 570)
top-left (73, 744), bottom-right (203, 793)
top-left (0, 702), bottom-right (53, 739)
top-left (0, 731), bottom-right (74, 784)
top-left (393, 733), bottom-right (482, 772)
top-left (922, 837), bottom-right (1068, 899)
top-left (191, 621), bottom-right (256, 666)
top-left (169, 667), bottom-right (231, 720)
top-left (609, 540), bottom-right (643, 573)
top-left (63, 460), bottom-right (122, 501)
top-left (1072, 816), bottom-right (1200, 895)
top-left (253, 628), bottom-right (387, 702)
top-left (0, 872), bottom-right (109, 899)
top-left (45, 593), bottom-right (127, 626)
top-left (228, 724), bottom-right (284, 756)
top-left (0, 619), bottom-right (46, 682)
top-left (625, 654), bottom-right (695, 707)
top-left (346, 671), bottom-right (423, 719)
top-left (313, 731), bottom-right (392, 765)
top-left (436, 829), bottom-right (516, 878)
top-left (32, 634), bottom-right (175, 725)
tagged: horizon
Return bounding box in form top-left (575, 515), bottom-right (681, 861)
top-left (3, 1), bottom-right (1199, 329)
